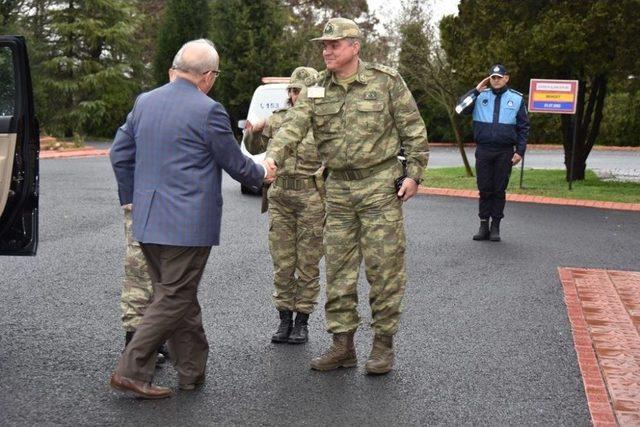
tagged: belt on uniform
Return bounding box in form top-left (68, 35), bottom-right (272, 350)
top-left (274, 175), bottom-right (316, 190)
top-left (329, 157), bottom-right (399, 181)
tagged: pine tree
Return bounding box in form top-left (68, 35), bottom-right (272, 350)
top-left (209, 0), bottom-right (288, 130)
top-left (34, 0), bottom-right (143, 138)
top-left (152, 0), bottom-right (210, 87)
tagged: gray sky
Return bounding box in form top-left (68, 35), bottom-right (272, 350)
top-left (367, 0), bottom-right (460, 28)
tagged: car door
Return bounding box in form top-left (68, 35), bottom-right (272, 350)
top-left (0, 36), bottom-right (39, 255)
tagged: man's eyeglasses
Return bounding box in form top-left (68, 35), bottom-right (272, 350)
top-left (171, 67), bottom-right (220, 77)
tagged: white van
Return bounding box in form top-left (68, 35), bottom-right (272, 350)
top-left (238, 77), bottom-right (289, 194)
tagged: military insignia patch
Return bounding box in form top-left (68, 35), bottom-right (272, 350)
top-left (325, 23), bottom-right (334, 35)
top-left (298, 69), bottom-right (307, 79)
top-left (364, 92), bottom-right (378, 100)
top-left (507, 100), bottom-right (514, 107)
top-left (482, 99), bottom-right (489, 106)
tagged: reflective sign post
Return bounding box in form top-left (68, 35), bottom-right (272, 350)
top-left (528, 79), bottom-right (580, 190)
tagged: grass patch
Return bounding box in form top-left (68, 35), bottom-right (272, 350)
top-left (423, 167), bottom-right (640, 204)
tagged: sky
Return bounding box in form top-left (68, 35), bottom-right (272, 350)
top-left (367, 0), bottom-right (460, 29)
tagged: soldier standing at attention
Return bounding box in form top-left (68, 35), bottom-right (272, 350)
top-left (456, 64), bottom-right (529, 242)
top-left (266, 18), bottom-right (429, 375)
top-left (244, 67), bottom-right (324, 345)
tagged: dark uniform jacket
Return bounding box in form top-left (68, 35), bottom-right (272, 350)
top-left (459, 86), bottom-right (530, 156)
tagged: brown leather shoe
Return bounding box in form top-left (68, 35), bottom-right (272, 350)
top-left (109, 373), bottom-right (171, 399)
top-left (310, 332), bottom-right (357, 371)
top-left (365, 334), bottom-right (394, 375)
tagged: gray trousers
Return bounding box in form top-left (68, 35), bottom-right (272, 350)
top-left (115, 244), bottom-right (211, 384)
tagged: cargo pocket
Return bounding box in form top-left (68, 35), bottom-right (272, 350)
top-left (313, 100), bottom-right (343, 134)
top-left (356, 100), bottom-right (384, 133)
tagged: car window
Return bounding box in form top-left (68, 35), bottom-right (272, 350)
top-left (0, 45), bottom-right (17, 218)
top-left (0, 46), bottom-right (15, 117)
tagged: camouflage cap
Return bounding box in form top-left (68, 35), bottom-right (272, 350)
top-left (287, 66), bottom-right (319, 90)
top-left (311, 17), bottom-right (362, 41)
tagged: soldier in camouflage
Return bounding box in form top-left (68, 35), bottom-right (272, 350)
top-left (244, 66), bottom-right (324, 345)
top-left (266, 18), bottom-right (429, 375)
top-left (120, 205), bottom-right (169, 362)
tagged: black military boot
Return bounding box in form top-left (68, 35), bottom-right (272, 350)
top-left (271, 310), bottom-right (293, 343)
top-left (472, 219), bottom-right (490, 241)
top-left (288, 313), bottom-right (309, 344)
top-left (489, 219), bottom-right (501, 242)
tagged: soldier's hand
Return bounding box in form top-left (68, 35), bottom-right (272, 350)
top-left (263, 158), bottom-right (277, 183)
top-left (246, 118), bottom-right (266, 133)
top-left (512, 153), bottom-right (522, 165)
top-left (397, 177), bottom-right (419, 202)
top-left (476, 76), bottom-right (490, 92)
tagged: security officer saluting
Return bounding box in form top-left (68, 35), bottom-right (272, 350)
top-left (457, 64), bottom-right (530, 242)
top-left (266, 18), bottom-right (429, 375)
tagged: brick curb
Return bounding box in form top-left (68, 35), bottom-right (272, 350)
top-left (429, 142), bottom-right (640, 152)
top-left (557, 268), bottom-right (617, 426)
top-left (40, 147), bottom-right (109, 159)
top-left (417, 186), bottom-right (640, 212)
top-left (558, 267), bottom-right (640, 426)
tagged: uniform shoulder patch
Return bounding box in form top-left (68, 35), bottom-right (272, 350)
top-left (508, 88), bottom-right (523, 97)
top-left (366, 62), bottom-right (398, 77)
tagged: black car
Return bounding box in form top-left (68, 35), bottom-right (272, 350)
top-left (0, 36), bottom-right (39, 255)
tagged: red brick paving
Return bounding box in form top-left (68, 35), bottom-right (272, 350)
top-left (558, 268), bottom-right (640, 426)
top-left (417, 187), bottom-right (640, 212)
top-left (40, 147), bottom-right (109, 159)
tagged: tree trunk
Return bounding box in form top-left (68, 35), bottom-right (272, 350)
top-left (447, 108), bottom-right (473, 177)
top-left (562, 75), bottom-right (607, 182)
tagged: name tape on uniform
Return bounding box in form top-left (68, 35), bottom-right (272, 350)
top-left (307, 86), bottom-right (325, 98)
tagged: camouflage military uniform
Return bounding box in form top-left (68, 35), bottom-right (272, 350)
top-left (245, 90), bottom-right (324, 315)
top-left (267, 60), bottom-right (429, 336)
top-left (120, 205), bottom-right (153, 332)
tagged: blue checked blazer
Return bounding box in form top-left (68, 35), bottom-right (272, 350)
top-left (110, 78), bottom-right (264, 246)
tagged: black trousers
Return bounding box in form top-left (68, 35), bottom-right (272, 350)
top-left (116, 244), bottom-right (211, 383)
top-left (475, 148), bottom-right (513, 220)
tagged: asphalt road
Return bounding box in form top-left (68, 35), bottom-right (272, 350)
top-left (0, 156), bottom-right (638, 425)
top-left (429, 146), bottom-right (640, 181)
top-left (89, 141), bottom-right (640, 181)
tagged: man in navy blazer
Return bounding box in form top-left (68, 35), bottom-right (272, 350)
top-left (109, 39), bottom-right (276, 399)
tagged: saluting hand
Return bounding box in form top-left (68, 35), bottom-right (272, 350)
top-left (476, 76), bottom-right (490, 92)
top-left (397, 177), bottom-right (419, 202)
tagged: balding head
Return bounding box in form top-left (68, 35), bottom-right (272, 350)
top-left (171, 39), bottom-right (220, 93)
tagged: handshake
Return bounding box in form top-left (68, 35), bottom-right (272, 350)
top-left (261, 158), bottom-right (277, 183)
